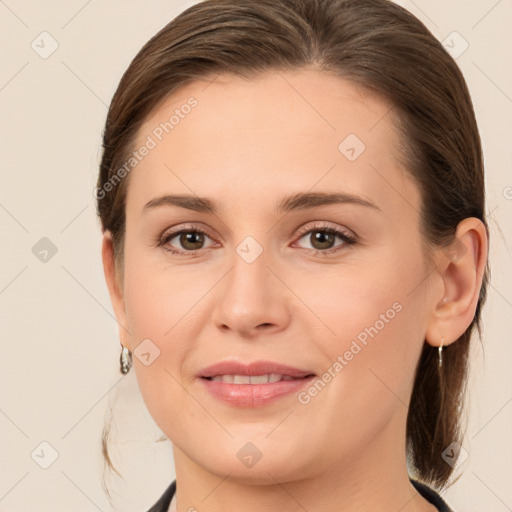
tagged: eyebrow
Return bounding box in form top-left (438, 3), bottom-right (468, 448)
top-left (142, 191), bottom-right (381, 215)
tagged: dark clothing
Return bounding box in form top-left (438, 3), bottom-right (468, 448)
top-left (146, 477), bottom-right (454, 511)
top-left (147, 479), bottom-right (176, 512)
top-left (411, 479), bottom-right (454, 512)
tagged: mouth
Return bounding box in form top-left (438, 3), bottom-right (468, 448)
top-left (197, 360), bottom-right (317, 408)
top-left (202, 373), bottom-right (315, 384)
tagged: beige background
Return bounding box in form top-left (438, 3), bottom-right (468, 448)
top-left (1, 0), bottom-right (511, 510)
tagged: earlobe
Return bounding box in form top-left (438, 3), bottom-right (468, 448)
top-left (101, 230), bottom-right (130, 347)
top-left (425, 217), bottom-right (488, 348)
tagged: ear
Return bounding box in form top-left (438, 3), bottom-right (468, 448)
top-left (425, 217), bottom-right (488, 348)
top-left (101, 230), bottom-right (131, 349)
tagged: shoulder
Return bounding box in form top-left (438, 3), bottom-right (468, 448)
top-left (410, 478), bottom-right (454, 512)
top-left (146, 480), bottom-right (176, 512)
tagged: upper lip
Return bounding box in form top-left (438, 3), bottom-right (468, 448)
top-left (198, 360), bottom-right (315, 379)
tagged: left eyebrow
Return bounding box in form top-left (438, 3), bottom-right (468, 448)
top-left (276, 191), bottom-right (381, 213)
top-left (141, 191), bottom-right (381, 215)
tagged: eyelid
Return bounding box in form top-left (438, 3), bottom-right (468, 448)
top-left (294, 221), bottom-right (355, 239)
top-left (160, 222), bottom-right (216, 240)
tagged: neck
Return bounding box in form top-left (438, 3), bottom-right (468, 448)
top-left (171, 408), bottom-right (437, 512)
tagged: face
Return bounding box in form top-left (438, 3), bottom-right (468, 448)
top-left (108, 69), bottom-right (440, 483)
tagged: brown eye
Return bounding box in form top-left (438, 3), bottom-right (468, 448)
top-left (294, 224), bottom-right (357, 255)
top-left (178, 231), bottom-right (206, 250)
top-left (159, 227), bottom-right (215, 255)
top-left (308, 230), bottom-right (337, 250)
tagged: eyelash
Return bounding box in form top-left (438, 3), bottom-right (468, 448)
top-left (156, 222), bottom-right (357, 257)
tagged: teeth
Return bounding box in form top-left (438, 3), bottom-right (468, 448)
top-left (246, 374), bottom-right (268, 384)
top-left (233, 375), bottom-right (251, 384)
top-left (209, 374), bottom-right (297, 384)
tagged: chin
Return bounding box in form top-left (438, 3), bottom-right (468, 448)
top-left (194, 441), bottom-right (311, 484)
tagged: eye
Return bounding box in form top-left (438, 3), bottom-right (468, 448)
top-left (293, 222), bottom-right (357, 255)
top-left (157, 225), bottom-right (216, 255)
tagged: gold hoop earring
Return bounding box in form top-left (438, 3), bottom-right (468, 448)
top-left (438, 337), bottom-right (444, 368)
top-left (120, 345), bottom-right (132, 374)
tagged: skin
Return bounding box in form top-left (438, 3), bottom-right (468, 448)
top-left (102, 69), bottom-right (487, 512)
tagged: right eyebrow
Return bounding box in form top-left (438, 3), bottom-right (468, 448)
top-left (142, 194), bottom-right (217, 214)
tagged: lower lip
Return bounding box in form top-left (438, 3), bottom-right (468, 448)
top-left (199, 376), bottom-right (316, 408)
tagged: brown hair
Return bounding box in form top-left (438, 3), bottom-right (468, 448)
top-left (97, 0), bottom-right (489, 491)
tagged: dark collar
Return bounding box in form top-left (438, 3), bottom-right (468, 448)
top-left (146, 478), bottom-right (454, 511)
top-left (410, 478), bottom-right (454, 512)
top-left (146, 480), bottom-right (175, 512)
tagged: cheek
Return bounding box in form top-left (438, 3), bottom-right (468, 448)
top-left (280, 272), bottom-right (425, 465)
top-left (292, 250), bottom-right (424, 345)
top-left (120, 246), bottom-right (206, 427)
top-left (123, 239), bottom-right (211, 341)
top-left (292, 245), bottom-right (428, 399)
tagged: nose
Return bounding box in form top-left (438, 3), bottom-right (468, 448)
top-left (211, 246), bottom-right (291, 338)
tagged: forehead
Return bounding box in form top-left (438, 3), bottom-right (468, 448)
top-left (128, 69), bottom-right (418, 219)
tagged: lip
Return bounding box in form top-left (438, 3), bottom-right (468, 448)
top-left (198, 360), bottom-right (315, 379)
top-left (200, 376), bottom-right (316, 408)
top-left (197, 360), bottom-right (316, 408)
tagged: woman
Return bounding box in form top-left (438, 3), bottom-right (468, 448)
top-left (97, 0), bottom-right (489, 510)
